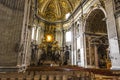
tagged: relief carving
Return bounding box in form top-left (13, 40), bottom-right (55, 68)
top-left (114, 0), bottom-right (120, 10)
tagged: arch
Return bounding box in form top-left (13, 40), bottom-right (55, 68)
top-left (83, 6), bottom-right (107, 32)
top-left (84, 7), bottom-right (111, 69)
top-left (85, 9), bottom-right (107, 34)
top-left (86, 6), bottom-right (107, 19)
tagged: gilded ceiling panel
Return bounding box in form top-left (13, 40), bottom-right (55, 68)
top-left (36, 0), bottom-right (82, 22)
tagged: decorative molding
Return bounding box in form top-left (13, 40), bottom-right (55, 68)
top-left (114, 0), bottom-right (120, 11)
top-left (111, 66), bottom-right (120, 70)
top-left (115, 10), bottom-right (120, 18)
top-left (114, 0), bottom-right (120, 18)
top-left (0, 66), bottom-right (26, 72)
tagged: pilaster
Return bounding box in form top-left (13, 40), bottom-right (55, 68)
top-left (104, 0), bottom-right (120, 70)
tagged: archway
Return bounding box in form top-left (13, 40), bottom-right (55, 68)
top-left (85, 9), bottom-right (111, 69)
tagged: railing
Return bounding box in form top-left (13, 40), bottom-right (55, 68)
top-left (0, 66), bottom-right (120, 80)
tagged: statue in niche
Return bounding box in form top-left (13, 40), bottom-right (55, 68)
top-left (30, 40), bottom-right (39, 65)
top-left (63, 45), bottom-right (70, 65)
top-left (76, 49), bottom-right (81, 65)
top-left (97, 43), bottom-right (108, 68)
top-left (77, 49), bottom-right (81, 61)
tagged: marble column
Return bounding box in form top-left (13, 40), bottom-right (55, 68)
top-left (114, 0), bottom-right (120, 53)
top-left (94, 45), bottom-right (99, 68)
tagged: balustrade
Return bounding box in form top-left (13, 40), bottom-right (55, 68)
top-left (0, 66), bottom-right (120, 80)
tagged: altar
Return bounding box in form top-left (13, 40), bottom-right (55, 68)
top-left (38, 35), bottom-right (61, 66)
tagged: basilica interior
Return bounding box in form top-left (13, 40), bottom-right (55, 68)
top-left (0, 0), bottom-right (120, 79)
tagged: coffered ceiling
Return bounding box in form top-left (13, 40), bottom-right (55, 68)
top-left (36, 0), bottom-right (82, 23)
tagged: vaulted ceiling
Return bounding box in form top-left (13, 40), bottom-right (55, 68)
top-left (86, 9), bottom-right (107, 34)
top-left (36, 0), bottom-right (82, 23)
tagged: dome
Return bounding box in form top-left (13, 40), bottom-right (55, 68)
top-left (35, 0), bottom-right (82, 23)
